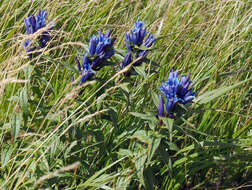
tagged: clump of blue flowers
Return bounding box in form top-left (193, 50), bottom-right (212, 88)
top-left (88, 30), bottom-right (115, 70)
top-left (24, 10), bottom-right (54, 58)
top-left (73, 30), bottom-right (115, 94)
top-left (157, 71), bottom-right (196, 118)
top-left (120, 21), bottom-right (156, 69)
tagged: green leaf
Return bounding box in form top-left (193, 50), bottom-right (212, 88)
top-left (130, 112), bottom-right (157, 122)
top-left (173, 157), bottom-right (187, 168)
top-left (148, 137), bottom-right (161, 164)
top-left (1, 147), bottom-right (12, 168)
top-left (50, 137), bottom-right (60, 158)
top-left (11, 112), bottom-right (22, 140)
top-left (23, 65), bottom-right (33, 81)
top-left (118, 149), bottom-right (134, 157)
top-left (109, 107), bottom-right (118, 127)
top-left (151, 91), bottom-right (160, 109)
top-left (78, 156), bottom-right (127, 188)
top-left (19, 88), bottom-right (29, 115)
top-left (199, 141), bottom-right (237, 148)
top-left (64, 141), bottom-right (77, 158)
top-left (195, 78), bottom-right (251, 104)
top-left (61, 61), bottom-right (78, 73)
top-left (233, 119), bottom-right (252, 138)
top-left (158, 142), bottom-right (172, 172)
top-left (114, 49), bottom-right (126, 60)
top-left (129, 130), bottom-right (151, 144)
top-left (134, 65), bottom-right (146, 78)
top-left (162, 117), bottom-right (174, 141)
top-left (166, 142), bottom-right (179, 151)
top-left (175, 144), bottom-right (198, 156)
top-left (116, 174), bottom-right (131, 190)
top-left (119, 83), bottom-right (130, 93)
top-left (135, 153), bottom-right (147, 186)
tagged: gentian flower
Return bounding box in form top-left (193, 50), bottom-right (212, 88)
top-left (74, 53), bottom-right (95, 95)
top-left (75, 53), bottom-right (95, 85)
top-left (35, 10), bottom-right (47, 29)
top-left (125, 21), bottom-right (147, 49)
top-left (121, 21), bottom-right (156, 69)
top-left (120, 51), bottom-right (132, 69)
top-left (158, 95), bottom-right (165, 117)
top-left (88, 30), bottom-right (115, 70)
top-left (157, 71), bottom-right (196, 118)
top-left (159, 71), bottom-right (182, 115)
top-left (24, 10), bottom-right (54, 58)
top-left (177, 73), bottom-right (196, 103)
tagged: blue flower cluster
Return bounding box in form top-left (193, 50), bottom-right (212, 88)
top-left (74, 30), bottom-right (115, 91)
top-left (89, 30), bottom-right (115, 70)
top-left (120, 21), bottom-right (156, 69)
top-left (158, 71), bottom-right (196, 118)
top-left (24, 10), bottom-right (54, 58)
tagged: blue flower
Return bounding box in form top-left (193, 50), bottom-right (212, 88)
top-left (24, 10), bottom-right (54, 57)
top-left (177, 73), bottom-right (197, 104)
top-left (40, 32), bottom-right (51, 48)
top-left (125, 21), bottom-right (147, 48)
top-left (35, 10), bottom-right (47, 30)
top-left (75, 53), bottom-right (95, 85)
top-left (24, 15), bottom-right (36, 35)
top-left (158, 95), bottom-right (165, 117)
top-left (158, 71), bottom-right (196, 118)
top-left (121, 21), bottom-right (156, 69)
top-left (120, 51), bottom-right (132, 69)
top-left (88, 30), bottom-right (115, 70)
top-left (159, 71), bottom-right (181, 113)
top-left (144, 34), bottom-right (156, 48)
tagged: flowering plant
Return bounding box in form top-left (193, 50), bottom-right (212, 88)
top-left (24, 10), bottom-right (54, 58)
top-left (120, 21), bottom-right (156, 69)
top-left (158, 71), bottom-right (196, 118)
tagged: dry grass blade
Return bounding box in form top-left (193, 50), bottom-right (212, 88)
top-left (77, 109), bottom-right (109, 123)
top-left (36, 161), bottom-right (80, 185)
top-left (0, 79), bottom-right (28, 85)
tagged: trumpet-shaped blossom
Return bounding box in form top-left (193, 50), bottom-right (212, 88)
top-left (158, 95), bottom-right (165, 117)
top-left (74, 53), bottom-right (95, 95)
top-left (158, 71), bottom-right (196, 118)
top-left (178, 73), bottom-right (196, 103)
top-left (89, 30), bottom-right (115, 70)
top-left (159, 71), bottom-right (181, 115)
top-left (75, 53), bottom-right (95, 85)
top-left (125, 21), bottom-right (147, 48)
top-left (24, 10), bottom-right (54, 58)
top-left (120, 52), bottom-right (132, 69)
top-left (35, 10), bottom-right (47, 30)
top-left (121, 21), bottom-right (156, 69)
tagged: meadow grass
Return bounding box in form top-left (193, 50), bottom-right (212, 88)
top-left (0, 0), bottom-right (251, 189)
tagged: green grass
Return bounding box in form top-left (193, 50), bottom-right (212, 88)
top-left (0, 0), bottom-right (251, 189)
